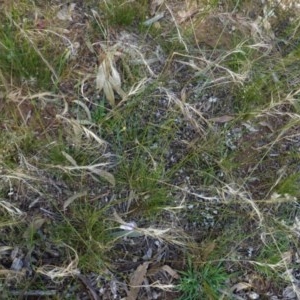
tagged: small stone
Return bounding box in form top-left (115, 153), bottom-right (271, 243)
top-left (282, 286), bottom-right (297, 299)
top-left (248, 291), bottom-right (260, 299)
top-left (11, 257), bottom-right (23, 271)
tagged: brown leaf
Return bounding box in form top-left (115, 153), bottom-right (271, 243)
top-left (127, 262), bottom-right (149, 300)
top-left (161, 265), bottom-right (179, 279)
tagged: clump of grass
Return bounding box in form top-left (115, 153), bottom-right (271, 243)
top-left (101, 0), bottom-right (148, 27)
top-left (0, 23), bottom-right (48, 88)
top-left (0, 11), bottom-right (66, 90)
top-left (117, 157), bottom-right (170, 216)
top-left (177, 258), bottom-right (227, 300)
top-left (52, 202), bottom-right (113, 273)
top-left (276, 173), bottom-right (300, 197)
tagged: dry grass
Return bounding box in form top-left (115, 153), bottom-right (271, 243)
top-left (0, 0), bottom-right (300, 299)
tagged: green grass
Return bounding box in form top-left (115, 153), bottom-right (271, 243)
top-left (177, 258), bottom-right (227, 300)
top-left (100, 0), bottom-right (148, 27)
top-left (0, 10), bottom-right (67, 90)
top-left (276, 173), bottom-right (300, 197)
top-left (52, 202), bottom-right (112, 273)
top-left (1, 0), bottom-right (300, 298)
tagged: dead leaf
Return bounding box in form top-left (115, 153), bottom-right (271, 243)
top-left (89, 169), bottom-right (116, 186)
top-left (127, 262), bottom-right (149, 300)
top-left (231, 282), bottom-right (252, 292)
top-left (259, 121), bottom-right (274, 132)
top-left (120, 221), bottom-right (137, 231)
top-left (72, 100), bottom-right (92, 121)
top-left (63, 191), bottom-right (88, 211)
top-left (209, 115), bottom-right (235, 123)
top-left (161, 265), bottom-right (179, 279)
top-left (242, 122), bottom-right (258, 132)
top-left (150, 0), bottom-right (164, 16)
top-left (0, 246), bottom-right (13, 255)
top-left (23, 218), bottom-right (46, 239)
top-left (61, 151), bottom-right (77, 166)
top-left (0, 200), bottom-right (23, 217)
top-left (56, 3), bottom-right (76, 21)
top-left (177, 8), bottom-right (198, 23)
top-left (181, 87), bottom-right (187, 103)
top-left (96, 53), bottom-right (125, 107)
top-left (147, 264), bottom-right (161, 277)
